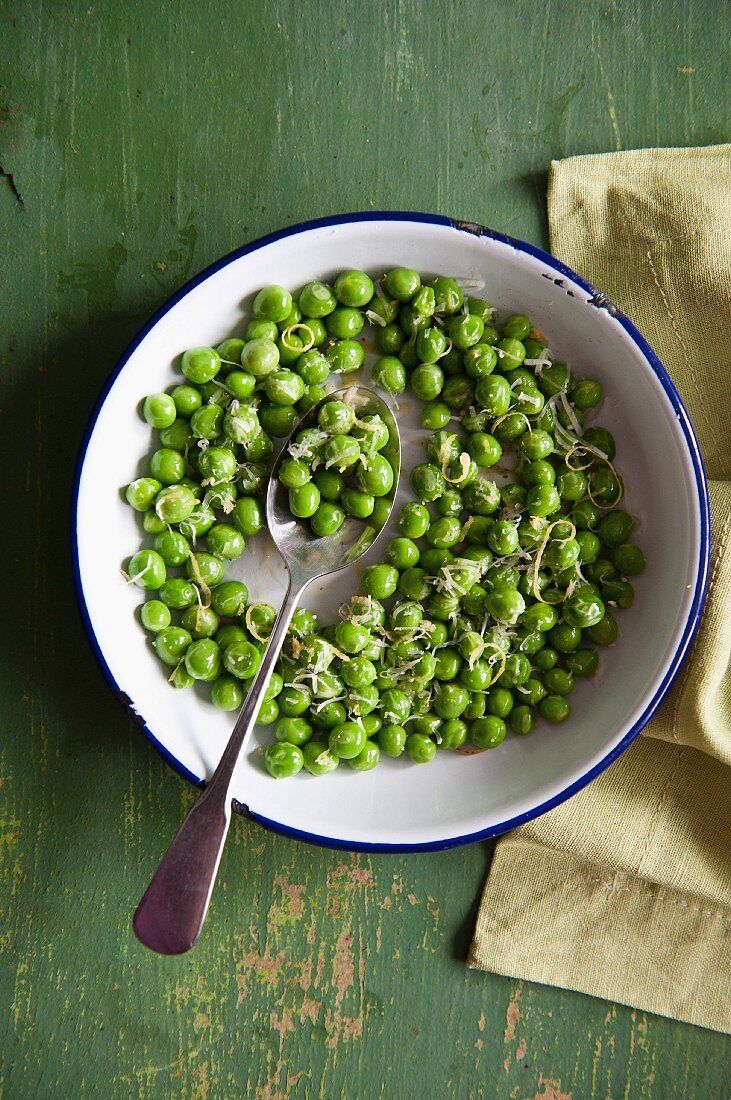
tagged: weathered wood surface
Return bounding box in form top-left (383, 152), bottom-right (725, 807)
top-left (1, 1), bottom-right (729, 1096)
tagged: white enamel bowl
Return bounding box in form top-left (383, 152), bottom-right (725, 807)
top-left (73, 213), bottom-right (709, 851)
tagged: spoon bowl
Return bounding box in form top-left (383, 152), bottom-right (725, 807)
top-left (133, 384), bottom-right (400, 954)
top-left (267, 384), bottom-right (400, 580)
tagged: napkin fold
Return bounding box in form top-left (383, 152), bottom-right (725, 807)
top-left (469, 145), bottom-right (731, 1035)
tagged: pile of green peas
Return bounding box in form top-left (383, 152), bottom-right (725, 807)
top-left (279, 395), bottom-right (395, 537)
top-left (122, 266), bottom-right (644, 778)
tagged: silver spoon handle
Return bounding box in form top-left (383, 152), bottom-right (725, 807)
top-left (133, 576), bottom-right (306, 955)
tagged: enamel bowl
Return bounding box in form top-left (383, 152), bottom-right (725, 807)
top-left (72, 212), bottom-right (709, 851)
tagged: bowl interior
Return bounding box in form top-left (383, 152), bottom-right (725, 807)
top-left (74, 216), bottom-right (705, 849)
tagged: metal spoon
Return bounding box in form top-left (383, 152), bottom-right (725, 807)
top-left (133, 385), bottom-right (400, 955)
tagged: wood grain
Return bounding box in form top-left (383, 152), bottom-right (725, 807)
top-left (1, 0), bottom-right (729, 1096)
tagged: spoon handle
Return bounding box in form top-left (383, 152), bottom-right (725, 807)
top-left (133, 576), bottom-right (306, 955)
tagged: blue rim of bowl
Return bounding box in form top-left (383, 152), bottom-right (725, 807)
top-left (71, 210), bottom-right (711, 853)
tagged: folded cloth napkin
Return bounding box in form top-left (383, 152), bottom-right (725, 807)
top-left (469, 145), bottom-right (731, 1035)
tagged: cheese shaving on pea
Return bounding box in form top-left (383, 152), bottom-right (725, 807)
top-left (245, 603), bottom-right (275, 642)
top-left (530, 519), bottom-right (577, 604)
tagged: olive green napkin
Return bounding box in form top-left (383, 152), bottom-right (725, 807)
top-left (469, 144), bottom-right (731, 1034)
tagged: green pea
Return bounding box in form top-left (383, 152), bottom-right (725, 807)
top-left (126, 549), bottom-right (166, 591)
top-left (275, 684), bottom-right (309, 717)
top-left (408, 363), bottom-right (443, 402)
top-left (181, 346), bottom-right (221, 384)
top-left (142, 392), bottom-right (177, 429)
top-left (140, 599), bottom-right (172, 633)
top-left (601, 577), bottom-right (634, 609)
top-left (157, 578), bottom-right (197, 610)
top-left (265, 742), bottom-right (304, 778)
top-left (257, 698), bottom-right (280, 725)
top-left (253, 285), bottom-right (293, 323)
top-left (327, 722), bottom-right (366, 760)
top-left (396, 567), bottom-right (429, 601)
top-left (326, 307), bottom-right (364, 340)
top-left (471, 715), bottom-right (507, 749)
top-left (159, 419), bottom-right (194, 452)
top-left (467, 432), bottom-right (502, 468)
top-left (153, 626), bottom-right (192, 666)
top-left (571, 378), bottom-right (603, 409)
top-left (223, 640), bottom-right (261, 680)
top-left (330, 271), bottom-right (372, 309)
top-left (177, 507), bottom-right (216, 541)
top-left (183, 553), bottom-right (224, 588)
top-left (307, 473), bottom-right (341, 507)
top-left (211, 675), bottom-right (244, 712)
top-left (126, 477), bottom-right (163, 512)
top-left (355, 454), bottom-right (393, 497)
top-left (184, 638), bottom-right (221, 681)
top-left (582, 426), bottom-right (616, 460)
top-left (170, 664), bottom-right (195, 689)
top-left (543, 668), bottom-right (575, 696)
top-left (396, 502), bottom-right (428, 540)
top-left (378, 724), bottom-right (407, 757)
top-left (203, 524), bottom-right (243, 561)
top-left (459, 660), bottom-right (493, 691)
top-left (536, 361), bottom-right (570, 398)
top-left (326, 339), bottom-right (365, 374)
top-left (338, 489), bottom-right (372, 521)
top-left (549, 622), bottom-right (583, 653)
top-left (289, 483), bottom-right (321, 519)
top-left (612, 543), bottom-right (646, 576)
top-left (502, 313), bottom-right (531, 340)
top-left (295, 281), bottom-right (335, 319)
top-left (538, 695), bottom-right (570, 723)
top-left (434, 719), bottom-right (466, 750)
top-left (435, 489), bottom-right (462, 518)
top-left (190, 404), bottom-right (224, 440)
top-left (518, 678), bottom-right (548, 706)
top-left (406, 733), bottom-right (437, 763)
top-left (171, 384), bottom-right (203, 418)
top-left (225, 371), bottom-right (257, 401)
top-left (298, 741), bottom-right (337, 776)
top-left (433, 647), bottom-right (462, 681)
top-left (475, 374), bottom-right (511, 416)
top-left (525, 484), bottom-right (561, 518)
top-left (242, 320), bottom-right (276, 342)
top-left (398, 343), bottom-right (418, 371)
top-left (215, 624), bottom-right (248, 650)
top-left (322, 435), bottom-right (360, 472)
top-left (448, 312), bottom-right (484, 350)
top-left (376, 322), bottom-right (406, 356)
top-left (416, 326), bottom-right (448, 364)
top-left (410, 463), bottom-right (446, 502)
top-left (149, 447), bottom-right (185, 486)
top-left (362, 563), bottom-right (399, 600)
top-left (464, 344), bottom-right (497, 379)
top-left (485, 687), bottom-right (514, 718)
top-left (501, 653), bottom-right (532, 688)
top-left (384, 267), bottom-right (421, 302)
top-left (181, 605), bottom-right (220, 640)
top-left (510, 705), bottom-right (536, 735)
top-left (587, 613), bottom-right (619, 647)
top-left (372, 355), bottom-right (406, 395)
top-left (210, 580), bottom-right (248, 617)
top-left (570, 500), bottom-right (600, 531)
top-left (563, 648), bottom-right (598, 677)
top-left (429, 276), bottom-right (463, 315)
top-left (275, 717), bottom-right (313, 747)
top-left (420, 400), bottom-right (452, 430)
top-left (530, 647), bottom-right (557, 674)
top-left (441, 376), bottom-right (475, 413)
top-left (347, 741), bottom-right (380, 771)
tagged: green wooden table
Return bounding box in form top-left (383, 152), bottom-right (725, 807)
top-left (2, 1), bottom-right (729, 1095)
